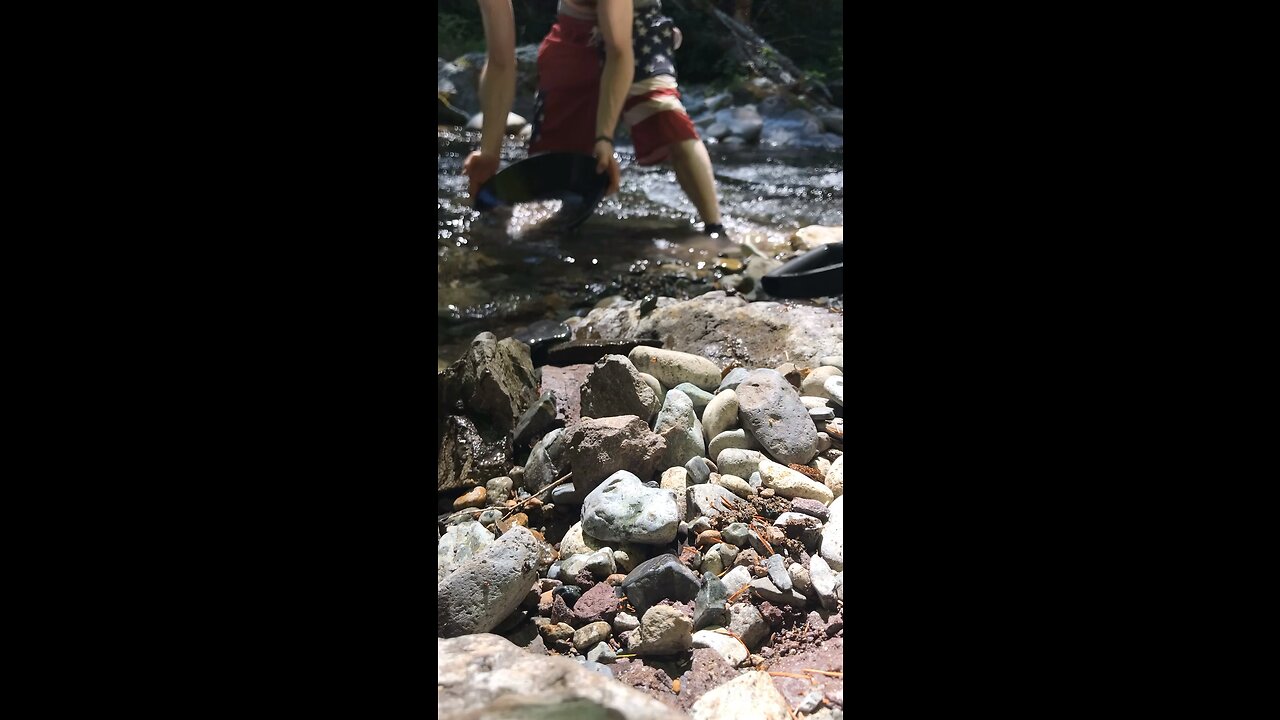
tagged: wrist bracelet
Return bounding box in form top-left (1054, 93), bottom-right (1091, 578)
top-left (595, 136), bottom-right (614, 145)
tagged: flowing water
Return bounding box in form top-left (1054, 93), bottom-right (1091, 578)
top-left (438, 128), bottom-right (843, 368)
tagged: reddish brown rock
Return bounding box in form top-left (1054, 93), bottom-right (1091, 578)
top-left (573, 581), bottom-right (621, 624)
top-left (453, 486), bottom-right (487, 510)
top-left (550, 594), bottom-right (579, 627)
top-left (695, 530), bottom-right (723, 548)
top-left (539, 363), bottom-right (593, 425)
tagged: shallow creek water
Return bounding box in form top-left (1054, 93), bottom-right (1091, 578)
top-left (438, 128), bottom-right (843, 368)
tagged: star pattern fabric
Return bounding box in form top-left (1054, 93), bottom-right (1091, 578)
top-left (598, 5), bottom-right (678, 80)
top-left (632, 6), bottom-right (677, 80)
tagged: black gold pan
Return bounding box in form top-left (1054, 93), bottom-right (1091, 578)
top-left (474, 152), bottom-right (609, 231)
top-left (761, 242), bottom-right (844, 298)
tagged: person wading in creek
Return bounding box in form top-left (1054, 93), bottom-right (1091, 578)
top-left (529, 0), bottom-right (728, 236)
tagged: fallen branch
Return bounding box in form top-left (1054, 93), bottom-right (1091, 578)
top-left (768, 671), bottom-right (818, 683)
top-left (502, 472), bottom-right (572, 520)
top-left (800, 669), bottom-right (843, 677)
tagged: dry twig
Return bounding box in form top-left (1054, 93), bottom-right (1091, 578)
top-left (501, 472), bottom-right (572, 520)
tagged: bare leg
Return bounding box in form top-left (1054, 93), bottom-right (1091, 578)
top-left (668, 138), bottom-right (722, 225)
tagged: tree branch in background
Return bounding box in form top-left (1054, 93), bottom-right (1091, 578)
top-left (684, 0), bottom-right (834, 105)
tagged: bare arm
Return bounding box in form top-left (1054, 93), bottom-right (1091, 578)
top-left (594, 0), bottom-right (635, 192)
top-left (477, 0), bottom-right (516, 157)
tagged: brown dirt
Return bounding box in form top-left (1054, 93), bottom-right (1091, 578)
top-left (761, 636), bottom-right (844, 711)
top-left (611, 659), bottom-right (682, 711)
top-left (674, 648), bottom-right (743, 712)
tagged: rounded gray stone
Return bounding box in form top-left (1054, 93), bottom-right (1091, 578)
top-left (485, 476), bottom-right (514, 503)
top-left (736, 369), bottom-right (819, 465)
top-left (716, 448), bottom-right (766, 479)
top-left (717, 367), bottom-right (751, 393)
top-left (694, 571), bottom-right (730, 630)
top-left (654, 389), bottom-right (706, 469)
top-left (685, 456), bottom-right (712, 485)
top-left (809, 406), bottom-right (835, 422)
top-left (708, 428), bottom-right (760, 459)
top-left (673, 382), bottom-right (715, 414)
top-left (620, 553), bottom-right (702, 617)
top-left (800, 366), bottom-right (842, 399)
top-left (439, 525), bottom-right (542, 637)
top-left (722, 522), bottom-right (750, 547)
top-left (765, 554), bottom-right (792, 591)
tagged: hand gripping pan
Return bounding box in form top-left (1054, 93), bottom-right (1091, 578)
top-left (474, 152), bottom-right (609, 231)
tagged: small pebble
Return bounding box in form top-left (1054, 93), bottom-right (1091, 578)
top-left (690, 516), bottom-right (713, 534)
top-left (761, 488), bottom-right (775, 498)
top-left (765, 554), bottom-right (792, 591)
top-left (695, 530), bottom-right (723, 547)
top-left (809, 406), bottom-right (835, 422)
top-left (722, 522), bottom-right (750, 546)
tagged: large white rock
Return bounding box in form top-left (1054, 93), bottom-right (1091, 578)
top-left (690, 670), bottom-right (792, 720)
top-left (627, 346), bottom-right (722, 391)
top-left (582, 470), bottom-right (680, 545)
top-left (758, 458), bottom-right (835, 504)
top-left (692, 627), bottom-right (749, 667)
top-left (438, 526), bottom-right (543, 638)
top-left (438, 633), bottom-right (682, 720)
top-left (437, 520), bottom-right (494, 582)
top-left (825, 454), bottom-right (843, 498)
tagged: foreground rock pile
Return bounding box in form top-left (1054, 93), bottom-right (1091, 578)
top-left (438, 296), bottom-right (844, 720)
